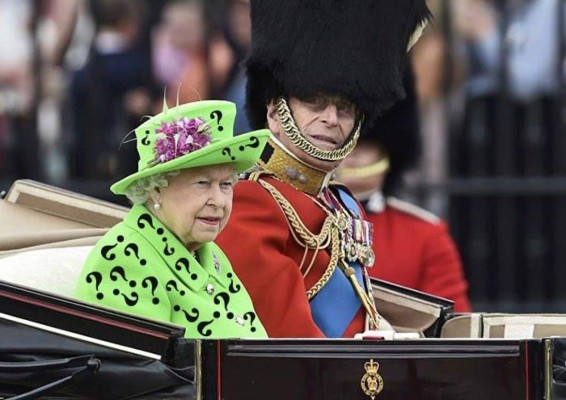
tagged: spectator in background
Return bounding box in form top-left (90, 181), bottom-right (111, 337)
top-left (337, 64), bottom-right (472, 312)
top-left (453, 0), bottom-right (565, 102)
top-left (217, 0), bottom-right (252, 134)
top-left (451, 0), bottom-right (565, 176)
top-left (152, 0), bottom-right (208, 105)
top-left (0, 0), bottom-right (35, 178)
top-left (68, 0), bottom-right (154, 181)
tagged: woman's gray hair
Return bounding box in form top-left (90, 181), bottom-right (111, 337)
top-left (124, 171), bottom-right (180, 204)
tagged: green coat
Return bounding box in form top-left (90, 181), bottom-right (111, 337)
top-left (75, 204), bottom-right (267, 339)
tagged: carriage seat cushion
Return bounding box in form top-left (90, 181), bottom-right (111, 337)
top-left (0, 246), bottom-right (93, 298)
top-left (441, 313), bottom-right (566, 339)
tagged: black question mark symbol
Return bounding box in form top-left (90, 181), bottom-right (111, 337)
top-left (222, 147), bottom-right (236, 161)
top-left (86, 272), bottom-right (104, 300)
top-left (137, 214), bottom-right (164, 236)
top-left (238, 136), bottom-right (260, 152)
top-left (166, 279), bottom-right (185, 296)
top-left (124, 243), bottom-right (147, 266)
top-left (197, 319), bottom-right (214, 337)
top-left (141, 129), bottom-right (151, 146)
top-left (120, 292), bottom-right (139, 307)
top-left (210, 110), bottom-right (224, 131)
top-left (226, 272), bottom-right (241, 294)
top-left (142, 276), bottom-right (160, 305)
top-left (214, 292), bottom-right (233, 319)
top-left (175, 257), bottom-right (198, 280)
top-left (110, 266), bottom-right (136, 288)
top-left (243, 311), bottom-right (257, 332)
top-left (173, 305), bottom-right (200, 322)
top-left (162, 238), bottom-right (175, 256)
top-left (101, 235), bottom-right (124, 260)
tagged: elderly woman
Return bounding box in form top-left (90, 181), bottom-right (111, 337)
top-left (75, 100), bottom-right (270, 338)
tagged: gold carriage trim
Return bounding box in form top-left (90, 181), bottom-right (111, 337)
top-left (360, 359), bottom-right (384, 399)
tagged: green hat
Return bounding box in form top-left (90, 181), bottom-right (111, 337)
top-left (111, 100), bottom-right (270, 195)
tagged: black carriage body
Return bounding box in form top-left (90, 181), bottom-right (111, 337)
top-left (200, 339), bottom-right (543, 400)
top-left (0, 281), bottom-right (564, 400)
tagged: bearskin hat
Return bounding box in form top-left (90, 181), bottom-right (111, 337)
top-left (245, 0), bottom-right (430, 130)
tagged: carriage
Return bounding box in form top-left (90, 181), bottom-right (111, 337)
top-left (1, 180), bottom-right (566, 399)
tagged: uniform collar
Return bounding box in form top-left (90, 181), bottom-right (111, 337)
top-left (258, 136), bottom-right (334, 196)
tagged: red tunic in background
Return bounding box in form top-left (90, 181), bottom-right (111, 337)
top-left (367, 197), bottom-right (472, 312)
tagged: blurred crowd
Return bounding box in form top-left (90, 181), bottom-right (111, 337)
top-left (0, 0), bottom-right (564, 211)
top-left (0, 0), bottom-right (254, 187)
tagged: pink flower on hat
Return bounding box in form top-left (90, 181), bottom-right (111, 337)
top-left (154, 117), bottom-right (212, 164)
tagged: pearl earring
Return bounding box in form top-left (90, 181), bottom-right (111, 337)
top-left (153, 202), bottom-right (161, 210)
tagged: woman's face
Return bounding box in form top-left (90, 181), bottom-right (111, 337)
top-left (151, 164), bottom-right (238, 251)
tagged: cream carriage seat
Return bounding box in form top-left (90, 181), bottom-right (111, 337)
top-left (441, 313), bottom-right (566, 339)
top-left (0, 246), bottom-right (94, 298)
top-left (0, 179), bottom-right (127, 296)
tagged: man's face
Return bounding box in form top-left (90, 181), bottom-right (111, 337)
top-left (266, 94), bottom-right (357, 171)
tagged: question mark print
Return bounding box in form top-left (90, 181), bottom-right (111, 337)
top-left (238, 136), bottom-right (260, 152)
top-left (124, 243), bottom-right (147, 266)
top-left (137, 213), bottom-right (164, 235)
top-left (173, 305), bottom-right (199, 322)
top-left (197, 319), bottom-right (214, 337)
top-left (222, 147), bottom-right (236, 161)
top-left (226, 272), bottom-right (241, 294)
top-left (166, 279), bottom-right (186, 296)
top-left (210, 110), bottom-right (224, 131)
top-left (214, 292), bottom-right (233, 319)
top-left (243, 311), bottom-right (257, 332)
top-left (162, 237), bottom-right (175, 256)
top-left (86, 272), bottom-right (104, 300)
top-left (121, 291), bottom-right (139, 307)
top-left (101, 235), bottom-right (124, 260)
top-left (141, 129), bottom-right (151, 146)
top-left (142, 276), bottom-right (160, 305)
top-left (110, 266), bottom-right (136, 288)
top-left (175, 257), bottom-right (198, 280)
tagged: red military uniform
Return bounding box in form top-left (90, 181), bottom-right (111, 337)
top-left (216, 137), bottom-right (380, 339)
top-left (366, 194), bottom-right (471, 312)
top-left (217, 173), bottom-right (369, 338)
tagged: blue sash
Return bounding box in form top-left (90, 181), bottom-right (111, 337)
top-left (310, 188), bottom-right (367, 337)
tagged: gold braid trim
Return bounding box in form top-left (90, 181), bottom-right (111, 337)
top-left (335, 156), bottom-right (390, 179)
top-left (275, 97), bottom-right (362, 162)
top-left (258, 179), bottom-right (333, 249)
top-left (258, 179), bottom-right (340, 299)
top-left (306, 227), bottom-right (341, 300)
top-left (246, 169), bottom-right (268, 182)
top-left (256, 177), bottom-right (383, 327)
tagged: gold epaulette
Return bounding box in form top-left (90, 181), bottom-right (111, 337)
top-left (386, 197), bottom-right (441, 224)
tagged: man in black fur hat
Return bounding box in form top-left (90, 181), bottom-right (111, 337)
top-left (337, 64), bottom-right (472, 312)
top-left (217, 0), bottom-right (430, 338)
